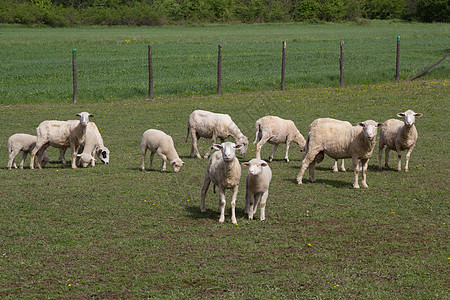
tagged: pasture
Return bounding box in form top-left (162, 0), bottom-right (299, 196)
top-left (1, 21), bottom-right (449, 104)
top-left (0, 79), bottom-right (448, 298)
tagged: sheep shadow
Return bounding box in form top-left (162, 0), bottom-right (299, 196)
top-left (185, 203), bottom-right (247, 222)
top-left (284, 177), bottom-right (354, 189)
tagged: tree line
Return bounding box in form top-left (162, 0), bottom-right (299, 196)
top-left (0, 0), bottom-right (448, 26)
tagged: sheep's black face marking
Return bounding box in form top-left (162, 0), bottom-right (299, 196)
top-left (101, 151), bottom-right (107, 158)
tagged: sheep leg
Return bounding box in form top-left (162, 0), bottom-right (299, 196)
top-left (384, 148), bottom-right (390, 169)
top-left (204, 133), bottom-right (218, 159)
top-left (149, 152), bottom-right (156, 170)
top-left (200, 176), bottom-right (211, 213)
top-left (259, 191), bottom-right (269, 221)
top-left (59, 148), bottom-right (67, 164)
top-left (247, 191), bottom-right (255, 220)
top-left (140, 146), bottom-right (147, 171)
top-left (255, 136), bottom-right (269, 160)
top-left (378, 145), bottom-right (384, 170)
top-left (404, 146), bottom-right (414, 172)
top-left (360, 158), bottom-right (369, 189)
top-left (244, 185), bottom-right (250, 214)
top-left (269, 144), bottom-right (279, 162)
top-left (190, 129), bottom-right (202, 159)
top-left (284, 141), bottom-right (291, 162)
top-left (352, 156), bottom-right (360, 189)
top-left (218, 187), bottom-right (227, 223)
top-left (297, 150), bottom-right (318, 185)
top-left (19, 151), bottom-right (29, 169)
top-left (230, 186), bottom-right (239, 224)
top-left (340, 159), bottom-right (346, 172)
top-left (332, 159), bottom-right (339, 173)
top-left (396, 148), bottom-right (402, 172)
top-left (309, 159), bottom-right (316, 182)
top-left (8, 149), bottom-right (20, 170)
top-left (70, 144), bottom-right (79, 169)
top-left (157, 149), bottom-right (167, 172)
top-left (30, 141), bottom-right (45, 170)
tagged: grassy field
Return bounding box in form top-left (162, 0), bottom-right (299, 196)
top-left (0, 78), bottom-right (449, 298)
top-left (0, 21), bottom-right (449, 104)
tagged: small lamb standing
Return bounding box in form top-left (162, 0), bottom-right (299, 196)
top-left (7, 134), bottom-right (50, 170)
top-left (254, 116), bottom-right (306, 162)
top-left (378, 110), bottom-right (423, 172)
top-left (200, 142), bottom-right (242, 224)
top-left (186, 109), bottom-right (248, 159)
top-left (141, 129), bottom-right (185, 173)
top-left (297, 118), bottom-right (383, 189)
top-left (30, 112), bottom-right (93, 169)
top-left (242, 159), bottom-right (272, 221)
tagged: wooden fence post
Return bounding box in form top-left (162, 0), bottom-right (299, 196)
top-left (72, 48), bottom-right (77, 104)
top-left (339, 41), bottom-right (345, 88)
top-left (396, 36), bottom-right (400, 82)
top-left (281, 41), bottom-right (286, 90)
top-left (217, 44), bottom-right (222, 95)
top-left (148, 45), bottom-right (153, 99)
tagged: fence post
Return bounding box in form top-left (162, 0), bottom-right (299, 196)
top-left (217, 44), bottom-right (222, 95)
top-left (148, 45), bottom-right (153, 99)
top-left (72, 48), bottom-right (77, 104)
top-left (396, 36), bottom-right (400, 82)
top-left (281, 41), bottom-right (286, 91)
top-left (339, 41), bottom-right (345, 88)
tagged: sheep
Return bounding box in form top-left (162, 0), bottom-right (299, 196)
top-left (296, 118), bottom-right (383, 189)
top-left (242, 159), bottom-right (272, 221)
top-left (30, 112), bottom-right (93, 169)
top-left (378, 110), bottom-right (423, 172)
top-left (59, 122), bottom-right (110, 167)
top-left (186, 109), bottom-right (248, 159)
top-left (254, 116), bottom-right (306, 162)
top-left (7, 134), bottom-right (50, 170)
top-left (200, 142), bottom-right (243, 224)
top-left (141, 129), bottom-right (185, 173)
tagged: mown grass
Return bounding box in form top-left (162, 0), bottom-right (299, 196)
top-left (0, 79), bottom-right (448, 298)
top-left (0, 21), bottom-right (449, 104)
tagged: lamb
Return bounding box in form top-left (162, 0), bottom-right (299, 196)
top-left (141, 129), bottom-right (185, 173)
top-left (200, 142), bottom-right (243, 224)
top-left (7, 134), bottom-right (50, 170)
top-left (296, 118), bottom-right (383, 189)
top-left (242, 159), bottom-right (272, 221)
top-left (378, 110), bottom-right (423, 172)
top-left (59, 122), bottom-right (110, 167)
top-left (186, 109), bottom-right (248, 159)
top-left (254, 116), bottom-right (306, 162)
top-left (30, 112), bottom-right (93, 169)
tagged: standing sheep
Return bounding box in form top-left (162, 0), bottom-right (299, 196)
top-left (242, 159), bottom-right (272, 221)
top-left (378, 110), bottom-right (423, 172)
top-left (297, 118), bottom-right (383, 189)
top-left (30, 112), bottom-right (93, 169)
top-left (141, 129), bottom-right (185, 173)
top-left (200, 142), bottom-right (243, 224)
top-left (254, 116), bottom-right (306, 162)
top-left (7, 134), bottom-right (50, 170)
top-left (186, 110), bottom-right (248, 159)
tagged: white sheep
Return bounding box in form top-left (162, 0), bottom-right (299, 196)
top-left (186, 109), bottom-right (248, 159)
top-left (141, 129), bottom-right (185, 173)
top-left (7, 134), bottom-right (50, 170)
top-left (242, 159), bottom-right (272, 221)
top-left (254, 115), bottom-right (306, 162)
top-left (297, 118), bottom-right (383, 189)
top-left (30, 112), bottom-right (93, 169)
top-left (59, 122), bottom-right (110, 167)
top-left (200, 142), bottom-right (243, 224)
top-left (378, 110), bottom-right (423, 172)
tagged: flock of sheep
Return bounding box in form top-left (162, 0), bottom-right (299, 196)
top-left (7, 108), bottom-right (422, 223)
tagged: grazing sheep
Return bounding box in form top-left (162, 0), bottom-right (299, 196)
top-left (30, 112), bottom-right (93, 169)
top-left (7, 134), bottom-right (49, 170)
top-left (254, 116), bottom-right (306, 162)
top-left (242, 159), bottom-right (272, 221)
top-left (200, 142), bottom-right (243, 224)
top-left (378, 110), bottom-right (423, 172)
top-left (141, 129), bottom-right (185, 173)
top-left (297, 118), bottom-right (383, 189)
top-left (59, 122), bottom-right (110, 167)
top-left (186, 109), bottom-right (248, 159)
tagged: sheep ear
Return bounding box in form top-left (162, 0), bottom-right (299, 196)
top-left (357, 122), bottom-right (365, 127)
top-left (377, 123), bottom-right (384, 127)
top-left (261, 162), bottom-right (268, 167)
top-left (212, 144), bottom-right (222, 150)
top-left (181, 161), bottom-right (185, 165)
top-left (75, 113), bottom-right (80, 117)
top-left (414, 113), bottom-right (423, 118)
top-left (397, 113), bottom-right (405, 117)
top-left (235, 144), bottom-right (243, 149)
top-left (89, 114), bottom-right (94, 117)
top-left (242, 162), bottom-right (250, 167)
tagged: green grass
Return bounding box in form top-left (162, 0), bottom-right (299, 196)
top-left (0, 79), bottom-right (448, 298)
top-left (0, 21), bottom-right (449, 104)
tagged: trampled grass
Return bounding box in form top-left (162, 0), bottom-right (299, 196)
top-left (0, 79), bottom-right (448, 298)
top-left (0, 21), bottom-right (449, 104)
